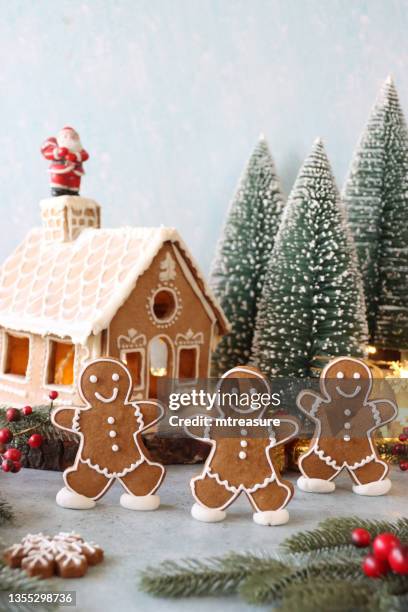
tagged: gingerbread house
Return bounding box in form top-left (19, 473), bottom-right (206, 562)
top-left (0, 196), bottom-right (228, 407)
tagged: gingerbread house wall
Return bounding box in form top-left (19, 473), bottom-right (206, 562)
top-left (0, 242), bottom-right (218, 408)
top-left (0, 330), bottom-right (91, 408)
top-left (108, 242), bottom-right (216, 399)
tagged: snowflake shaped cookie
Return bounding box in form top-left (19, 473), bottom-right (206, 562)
top-left (3, 532), bottom-right (103, 578)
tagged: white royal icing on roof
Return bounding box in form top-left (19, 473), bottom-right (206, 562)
top-left (0, 225), bottom-right (228, 344)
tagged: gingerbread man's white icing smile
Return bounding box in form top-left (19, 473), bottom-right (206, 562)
top-left (90, 372), bottom-right (120, 403)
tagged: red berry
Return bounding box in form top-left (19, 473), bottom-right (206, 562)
top-left (352, 528), bottom-right (371, 548)
top-left (373, 533), bottom-right (400, 561)
top-left (392, 443), bottom-right (405, 455)
top-left (22, 405), bottom-right (32, 416)
top-left (0, 428), bottom-right (12, 444)
top-left (4, 448), bottom-right (21, 462)
top-left (28, 433), bottom-right (43, 449)
top-left (399, 433), bottom-right (408, 442)
top-left (11, 460), bottom-right (22, 473)
top-left (1, 459), bottom-right (13, 473)
top-left (362, 553), bottom-right (389, 578)
top-left (49, 391), bottom-right (58, 401)
top-left (6, 408), bottom-right (20, 422)
top-left (389, 546), bottom-right (408, 575)
top-left (400, 460), bottom-right (408, 471)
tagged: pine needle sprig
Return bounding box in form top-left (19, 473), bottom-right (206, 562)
top-left (139, 516), bottom-right (408, 609)
top-left (277, 578), bottom-right (375, 612)
top-left (282, 516), bottom-right (408, 553)
top-left (0, 563), bottom-right (57, 611)
top-left (239, 558), bottom-right (363, 604)
top-left (140, 553), bottom-right (287, 598)
top-left (0, 498), bottom-right (14, 526)
top-left (0, 405), bottom-right (76, 447)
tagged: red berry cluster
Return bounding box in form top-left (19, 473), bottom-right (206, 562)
top-left (0, 405), bottom-right (44, 474)
top-left (394, 426), bottom-right (408, 471)
top-left (352, 528), bottom-right (408, 577)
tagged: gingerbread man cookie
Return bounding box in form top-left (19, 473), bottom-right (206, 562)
top-left (51, 358), bottom-right (165, 510)
top-left (296, 356), bottom-right (397, 496)
top-left (188, 365), bottom-right (299, 526)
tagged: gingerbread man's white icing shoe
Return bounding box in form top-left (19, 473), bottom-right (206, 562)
top-left (120, 493), bottom-right (160, 510)
top-left (191, 502), bottom-right (226, 523)
top-left (253, 509), bottom-right (289, 526)
top-left (56, 486), bottom-right (96, 510)
top-left (297, 476), bottom-right (336, 493)
top-left (352, 478), bottom-right (392, 496)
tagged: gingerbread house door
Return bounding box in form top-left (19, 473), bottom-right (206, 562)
top-left (147, 335), bottom-right (174, 400)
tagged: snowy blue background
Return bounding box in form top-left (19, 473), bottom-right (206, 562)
top-left (1, 0), bottom-right (408, 271)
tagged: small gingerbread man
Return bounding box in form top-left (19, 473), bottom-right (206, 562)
top-left (188, 365), bottom-right (299, 526)
top-left (51, 358), bottom-right (165, 510)
top-left (297, 356), bottom-right (397, 496)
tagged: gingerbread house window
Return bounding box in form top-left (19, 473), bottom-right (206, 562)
top-left (178, 347), bottom-right (198, 381)
top-left (152, 289), bottom-right (177, 322)
top-left (3, 332), bottom-right (30, 378)
top-left (46, 339), bottom-right (75, 386)
top-left (121, 349), bottom-right (144, 393)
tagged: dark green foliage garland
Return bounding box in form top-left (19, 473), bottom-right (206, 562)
top-left (140, 516), bottom-right (408, 611)
top-left (0, 405), bottom-right (74, 450)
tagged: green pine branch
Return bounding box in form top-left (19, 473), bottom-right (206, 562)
top-left (277, 578), bottom-right (375, 612)
top-left (139, 515), bottom-right (408, 610)
top-left (0, 498), bottom-right (14, 526)
top-left (282, 516), bottom-right (408, 554)
top-left (0, 405), bottom-right (76, 447)
top-left (239, 556), bottom-right (363, 604)
top-left (140, 553), bottom-right (287, 598)
top-left (0, 563), bottom-right (57, 611)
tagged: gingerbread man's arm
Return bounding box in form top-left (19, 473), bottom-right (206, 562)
top-left (273, 416), bottom-right (301, 446)
top-left (51, 407), bottom-right (77, 432)
top-left (137, 401), bottom-right (165, 432)
top-left (370, 399), bottom-right (398, 428)
top-left (296, 390), bottom-right (323, 421)
top-left (184, 414), bottom-right (214, 441)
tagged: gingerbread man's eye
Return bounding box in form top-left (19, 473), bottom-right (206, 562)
top-left (112, 373), bottom-right (120, 382)
top-left (336, 371), bottom-right (344, 379)
top-left (89, 375), bottom-right (98, 383)
top-left (353, 372), bottom-right (361, 379)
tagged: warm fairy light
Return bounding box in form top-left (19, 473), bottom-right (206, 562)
top-left (389, 361), bottom-right (408, 378)
top-left (150, 367), bottom-right (167, 377)
top-left (367, 345), bottom-right (377, 355)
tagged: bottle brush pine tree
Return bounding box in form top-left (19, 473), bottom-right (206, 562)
top-left (252, 139), bottom-right (367, 378)
top-left (343, 76), bottom-right (408, 350)
top-left (210, 136), bottom-right (285, 376)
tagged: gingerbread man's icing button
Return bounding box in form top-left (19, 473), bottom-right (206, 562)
top-left (344, 422), bottom-right (351, 429)
top-left (109, 431), bottom-right (117, 438)
top-left (344, 409), bottom-right (351, 416)
top-left (343, 435), bottom-right (351, 442)
top-left (107, 417), bottom-right (115, 424)
top-left (241, 429), bottom-right (247, 436)
top-left (239, 451), bottom-right (247, 460)
top-left (240, 440), bottom-right (248, 448)
top-left (112, 444), bottom-right (119, 452)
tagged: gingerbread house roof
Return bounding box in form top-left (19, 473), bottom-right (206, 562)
top-left (0, 225), bottom-right (229, 344)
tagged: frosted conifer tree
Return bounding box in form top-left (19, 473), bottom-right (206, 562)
top-left (210, 136), bottom-right (285, 376)
top-left (343, 77), bottom-right (408, 349)
top-left (252, 139), bottom-right (367, 378)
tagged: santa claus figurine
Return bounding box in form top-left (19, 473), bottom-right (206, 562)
top-left (41, 126), bottom-right (89, 197)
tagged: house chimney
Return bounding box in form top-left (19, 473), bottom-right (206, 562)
top-left (40, 196), bottom-right (101, 242)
